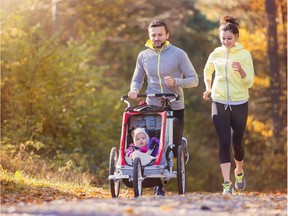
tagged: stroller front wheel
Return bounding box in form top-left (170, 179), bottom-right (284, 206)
top-left (133, 157), bottom-right (144, 197)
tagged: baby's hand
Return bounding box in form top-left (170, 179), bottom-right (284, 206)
top-left (149, 140), bottom-right (158, 149)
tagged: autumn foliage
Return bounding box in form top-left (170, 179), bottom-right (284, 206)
top-left (1, 0), bottom-right (286, 200)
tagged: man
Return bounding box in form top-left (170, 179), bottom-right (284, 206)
top-left (128, 20), bottom-right (199, 196)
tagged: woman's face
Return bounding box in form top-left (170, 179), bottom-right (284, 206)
top-left (220, 30), bottom-right (238, 49)
top-left (148, 26), bottom-right (169, 49)
top-left (135, 132), bottom-right (147, 147)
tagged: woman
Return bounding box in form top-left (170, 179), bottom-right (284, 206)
top-left (203, 15), bottom-right (254, 195)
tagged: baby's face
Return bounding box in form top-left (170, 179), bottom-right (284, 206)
top-left (135, 132), bottom-right (147, 147)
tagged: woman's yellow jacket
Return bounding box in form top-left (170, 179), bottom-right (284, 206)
top-left (204, 43), bottom-right (254, 104)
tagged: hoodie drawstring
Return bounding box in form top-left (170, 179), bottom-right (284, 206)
top-left (224, 99), bottom-right (232, 111)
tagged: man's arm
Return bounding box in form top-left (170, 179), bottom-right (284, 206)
top-left (175, 52), bottom-right (199, 88)
top-left (128, 53), bottom-right (145, 98)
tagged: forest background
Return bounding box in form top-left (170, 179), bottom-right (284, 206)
top-left (1, 0), bottom-right (287, 193)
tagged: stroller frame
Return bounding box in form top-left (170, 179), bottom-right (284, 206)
top-left (108, 93), bottom-right (186, 197)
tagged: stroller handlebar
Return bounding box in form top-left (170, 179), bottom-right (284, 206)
top-left (121, 93), bottom-right (180, 108)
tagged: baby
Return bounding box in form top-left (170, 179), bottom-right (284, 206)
top-left (125, 128), bottom-right (159, 158)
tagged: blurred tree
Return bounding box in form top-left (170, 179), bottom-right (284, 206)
top-left (265, 0), bottom-right (284, 146)
top-left (1, 1), bottom-right (126, 180)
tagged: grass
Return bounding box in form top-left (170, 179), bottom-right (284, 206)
top-left (0, 167), bottom-right (134, 205)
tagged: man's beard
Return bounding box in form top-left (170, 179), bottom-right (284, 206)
top-left (153, 41), bottom-right (165, 49)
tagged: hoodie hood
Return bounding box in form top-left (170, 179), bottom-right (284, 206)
top-left (132, 128), bottom-right (150, 145)
top-left (216, 42), bottom-right (244, 53)
top-left (145, 39), bottom-right (170, 51)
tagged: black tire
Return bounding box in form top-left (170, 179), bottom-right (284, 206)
top-left (177, 144), bottom-right (186, 194)
top-left (109, 147), bottom-right (120, 198)
top-left (133, 157), bottom-right (143, 197)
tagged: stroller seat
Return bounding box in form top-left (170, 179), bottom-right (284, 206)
top-left (124, 113), bottom-right (162, 166)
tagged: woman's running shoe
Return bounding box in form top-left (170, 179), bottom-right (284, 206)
top-left (222, 181), bottom-right (233, 195)
top-left (235, 170), bottom-right (246, 190)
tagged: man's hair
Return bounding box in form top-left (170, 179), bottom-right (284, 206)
top-left (148, 20), bottom-right (169, 34)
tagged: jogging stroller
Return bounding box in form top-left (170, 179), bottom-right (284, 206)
top-left (108, 93), bottom-right (187, 197)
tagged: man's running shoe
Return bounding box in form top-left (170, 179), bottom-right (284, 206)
top-left (222, 181), bottom-right (233, 195)
top-left (154, 185), bottom-right (165, 196)
top-left (181, 137), bottom-right (189, 164)
top-left (235, 170), bottom-right (246, 190)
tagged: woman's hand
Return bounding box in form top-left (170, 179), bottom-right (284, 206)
top-left (203, 89), bottom-right (211, 100)
top-left (232, 61), bottom-right (246, 78)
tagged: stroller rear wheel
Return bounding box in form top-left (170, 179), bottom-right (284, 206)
top-left (109, 147), bottom-right (120, 198)
top-left (133, 157), bottom-right (144, 197)
top-left (177, 144), bottom-right (186, 194)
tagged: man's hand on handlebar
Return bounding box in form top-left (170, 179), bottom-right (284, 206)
top-left (127, 90), bottom-right (138, 99)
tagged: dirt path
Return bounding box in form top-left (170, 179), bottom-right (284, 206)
top-left (1, 192), bottom-right (287, 216)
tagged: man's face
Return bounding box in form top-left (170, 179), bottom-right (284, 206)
top-left (148, 26), bottom-right (169, 49)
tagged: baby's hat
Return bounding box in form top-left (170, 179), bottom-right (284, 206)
top-left (132, 128), bottom-right (150, 144)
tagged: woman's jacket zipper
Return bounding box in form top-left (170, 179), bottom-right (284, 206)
top-left (224, 50), bottom-right (232, 110)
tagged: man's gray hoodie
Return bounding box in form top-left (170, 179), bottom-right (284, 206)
top-left (130, 40), bottom-right (199, 110)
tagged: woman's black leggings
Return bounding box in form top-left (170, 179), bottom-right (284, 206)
top-left (212, 102), bottom-right (248, 163)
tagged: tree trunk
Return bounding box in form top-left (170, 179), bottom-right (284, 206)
top-left (52, 0), bottom-right (61, 32)
top-left (265, 0), bottom-right (281, 146)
